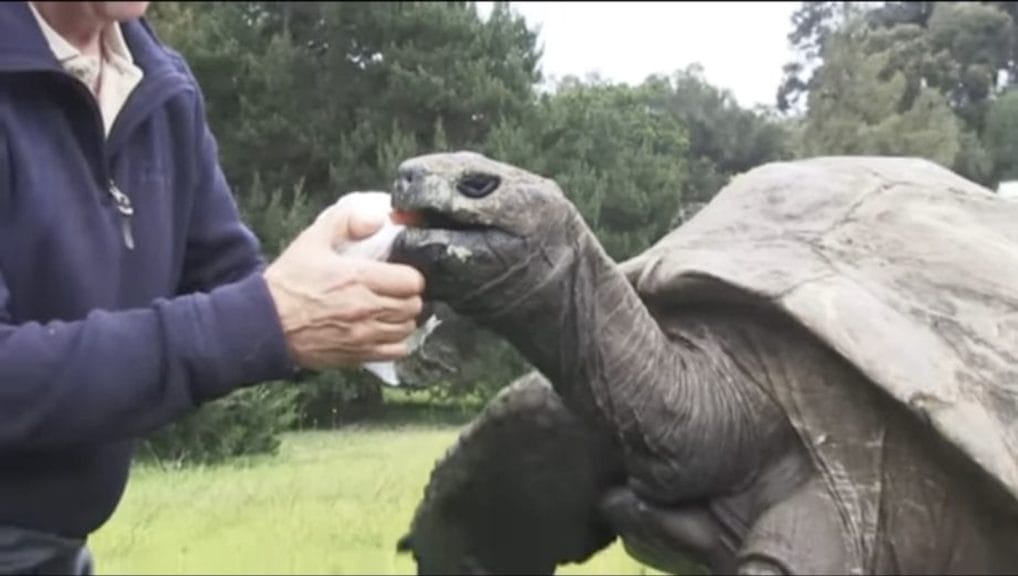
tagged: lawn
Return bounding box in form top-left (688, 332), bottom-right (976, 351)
top-left (89, 424), bottom-right (662, 575)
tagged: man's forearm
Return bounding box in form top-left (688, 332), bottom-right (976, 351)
top-left (0, 273), bottom-right (294, 451)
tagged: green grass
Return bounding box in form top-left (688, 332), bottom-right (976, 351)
top-left (90, 424), bottom-right (661, 575)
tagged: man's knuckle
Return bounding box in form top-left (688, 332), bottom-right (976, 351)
top-left (408, 296), bottom-right (424, 314)
top-left (377, 343), bottom-right (407, 360)
top-left (346, 323), bottom-right (373, 344)
top-left (348, 261), bottom-right (368, 282)
top-left (344, 302), bottom-right (376, 322)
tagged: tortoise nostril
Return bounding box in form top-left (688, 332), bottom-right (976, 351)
top-left (399, 164), bottom-right (425, 183)
top-left (396, 165), bottom-right (424, 195)
top-left (457, 173), bottom-right (500, 198)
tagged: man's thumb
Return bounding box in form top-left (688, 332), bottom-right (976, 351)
top-left (347, 209), bottom-right (387, 241)
top-left (315, 192), bottom-right (391, 247)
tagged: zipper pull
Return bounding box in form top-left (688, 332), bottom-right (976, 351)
top-left (107, 181), bottom-right (135, 250)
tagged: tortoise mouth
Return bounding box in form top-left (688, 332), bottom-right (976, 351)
top-left (392, 207), bottom-right (493, 233)
top-left (390, 174), bottom-right (501, 236)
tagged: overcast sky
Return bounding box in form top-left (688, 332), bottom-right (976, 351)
top-left (476, 1), bottom-right (801, 109)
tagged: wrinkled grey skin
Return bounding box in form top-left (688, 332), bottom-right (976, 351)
top-left (397, 371), bottom-right (625, 575)
top-left (390, 151), bottom-right (1018, 575)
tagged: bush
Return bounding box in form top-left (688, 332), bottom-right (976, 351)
top-left (293, 370), bottom-right (387, 429)
top-left (395, 304), bottom-right (533, 405)
top-left (139, 383), bottom-right (300, 467)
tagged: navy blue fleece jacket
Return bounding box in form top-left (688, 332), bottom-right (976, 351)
top-left (0, 3), bottom-right (296, 537)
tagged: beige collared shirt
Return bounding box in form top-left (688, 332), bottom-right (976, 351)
top-left (27, 2), bottom-right (144, 137)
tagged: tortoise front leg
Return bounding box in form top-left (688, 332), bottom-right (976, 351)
top-left (736, 476), bottom-right (856, 575)
top-left (598, 486), bottom-right (737, 574)
top-left (598, 475), bottom-right (857, 576)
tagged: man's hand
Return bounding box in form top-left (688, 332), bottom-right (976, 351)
top-left (263, 202), bottom-right (425, 371)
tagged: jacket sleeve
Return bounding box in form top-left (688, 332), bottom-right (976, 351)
top-left (0, 269), bottom-right (296, 452)
top-left (175, 88), bottom-right (270, 295)
top-left (0, 67), bottom-right (297, 452)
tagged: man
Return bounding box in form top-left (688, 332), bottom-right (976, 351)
top-left (0, 2), bottom-right (426, 573)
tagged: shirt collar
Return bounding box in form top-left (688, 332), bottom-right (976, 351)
top-left (26, 1), bottom-right (135, 66)
top-left (103, 18), bottom-right (135, 66)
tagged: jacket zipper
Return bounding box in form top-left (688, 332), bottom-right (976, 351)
top-left (57, 69), bottom-right (182, 251)
top-left (103, 73), bottom-right (183, 252)
top-left (107, 180), bottom-right (135, 249)
top-left (57, 75), bottom-right (137, 251)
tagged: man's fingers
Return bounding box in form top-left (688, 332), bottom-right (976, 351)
top-left (346, 209), bottom-right (387, 241)
top-left (347, 259), bottom-right (425, 298)
top-left (366, 319), bottom-right (418, 345)
top-left (375, 295), bottom-right (424, 324)
top-left (312, 200), bottom-right (388, 246)
top-left (360, 341), bottom-right (410, 362)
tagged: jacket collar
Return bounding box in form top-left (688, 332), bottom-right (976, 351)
top-left (0, 2), bottom-right (177, 78)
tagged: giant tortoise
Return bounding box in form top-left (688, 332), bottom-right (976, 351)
top-left (388, 153), bottom-right (1018, 575)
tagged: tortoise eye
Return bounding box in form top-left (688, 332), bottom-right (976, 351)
top-left (456, 173), bottom-right (500, 198)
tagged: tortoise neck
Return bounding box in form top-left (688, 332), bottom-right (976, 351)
top-left (477, 219), bottom-right (679, 437)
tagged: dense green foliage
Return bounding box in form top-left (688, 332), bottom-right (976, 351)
top-left (141, 1), bottom-right (1014, 465)
top-left (148, 1), bottom-right (540, 208)
top-left (141, 383), bottom-right (300, 467)
top-left (781, 1), bottom-right (1018, 186)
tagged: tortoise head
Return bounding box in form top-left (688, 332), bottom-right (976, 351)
top-left (390, 151), bottom-right (583, 316)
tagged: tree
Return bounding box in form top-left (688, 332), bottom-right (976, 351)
top-left (984, 89), bottom-right (1018, 182)
top-left (643, 66), bottom-right (793, 221)
top-left (486, 78), bottom-right (688, 262)
top-left (777, 1), bottom-right (868, 112)
top-left (149, 1), bottom-right (541, 209)
top-left (800, 20), bottom-right (964, 169)
top-left (778, 1), bottom-right (1018, 186)
top-left (922, 2), bottom-right (1014, 131)
top-left (779, 2), bottom-right (1017, 120)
